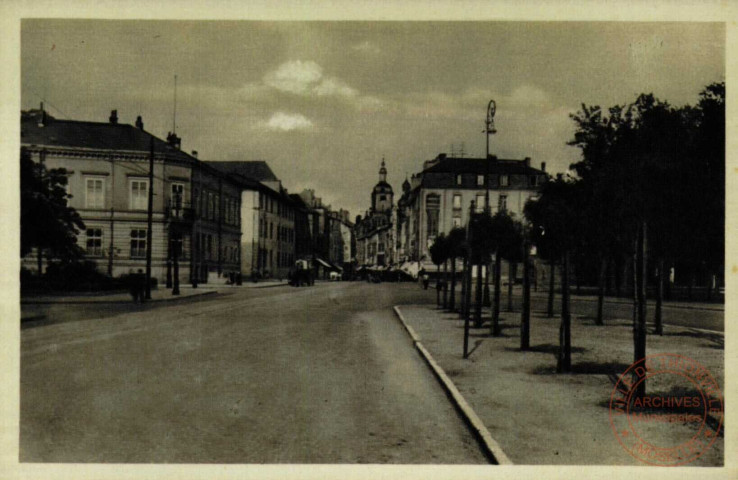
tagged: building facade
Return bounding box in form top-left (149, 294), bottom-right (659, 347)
top-left (21, 108), bottom-right (242, 284)
top-left (208, 161), bottom-right (297, 280)
top-left (356, 160), bottom-right (398, 268)
top-left (397, 153), bottom-right (548, 267)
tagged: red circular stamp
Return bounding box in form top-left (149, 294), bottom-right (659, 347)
top-left (609, 353), bottom-right (723, 466)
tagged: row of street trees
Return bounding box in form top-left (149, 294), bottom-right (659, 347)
top-left (429, 82), bottom-right (724, 393)
top-left (526, 83), bottom-right (724, 382)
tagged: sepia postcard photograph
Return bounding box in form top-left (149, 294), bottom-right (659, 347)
top-left (1, 2), bottom-right (735, 480)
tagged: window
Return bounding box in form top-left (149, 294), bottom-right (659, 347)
top-left (130, 229), bottom-right (147, 258)
top-left (208, 193), bottom-right (214, 220)
top-left (474, 194), bottom-right (487, 212)
top-left (130, 179), bottom-right (148, 210)
top-left (530, 175), bottom-right (540, 187)
top-left (499, 175), bottom-right (509, 187)
top-left (452, 217), bottom-right (462, 228)
top-left (379, 194), bottom-right (386, 201)
top-left (453, 194), bottom-right (462, 210)
top-left (86, 228), bottom-right (103, 256)
top-left (85, 177), bottom-right (105, 209)
top-left (214, 197), bottom-right (219, 221)
top-left (456, 174), bottom-right (462, 185)
top-left (171, 183), bottom-right (184, 209)
top-left (499, 194), bottom-right (508, 211)
top-left (477, 175), bottom-right (484, 186)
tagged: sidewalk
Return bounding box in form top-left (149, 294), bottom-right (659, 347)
top-left (394, 304), bottom-right (724, 465)
top-left (21, 286), bottom-right (217, 305)
top-left (529, 289), bottom-right (724, 312)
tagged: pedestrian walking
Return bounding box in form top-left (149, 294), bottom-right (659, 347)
top-left (421, 269), bottom-right (430, 290)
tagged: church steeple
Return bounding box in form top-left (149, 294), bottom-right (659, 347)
top-left (371, 158), bottom-right (393, 213)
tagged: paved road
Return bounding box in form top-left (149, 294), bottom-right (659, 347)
top-left (20, 282), bottom-right (487, 464)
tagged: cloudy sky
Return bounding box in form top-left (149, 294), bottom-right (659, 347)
top-left (21, 20), bottom-right (723, 217)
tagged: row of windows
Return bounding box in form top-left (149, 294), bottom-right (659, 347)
top-left (259, 192), bottom-right (294, 220)
top-left (454, 174), bottom-right (540, 187)
top-left (85, 227), bottom-right (147, 258)
top-left (259, 218), bottom-right (294, 242)
top-left (451, 193), bottom-right (507, 212)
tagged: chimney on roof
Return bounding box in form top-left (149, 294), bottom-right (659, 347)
top-left (166, 131), bottom-right (181, 150)
top-left (109, 110), bottom-right (118, 124)
top-left (523, 157), bottom-right (531, 167)
top-left (191, 150), bottom-right (198, 158)
top-left (135, 115), bottom-right (144, 130)
top-left (541, 162), bottom-right (546, 172)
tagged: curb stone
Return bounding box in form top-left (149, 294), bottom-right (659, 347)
top-left (392, 305), bottom-right (513, 466)
top-left (21, 290), bottom-right (218, 305)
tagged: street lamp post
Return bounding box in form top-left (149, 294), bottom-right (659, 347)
top-left (483, 100), bottom-right (497, 307)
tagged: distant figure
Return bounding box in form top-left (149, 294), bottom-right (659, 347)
top-left (130, 269), bottom-right (146, 303)
top-left (421, 269), bottom-right (430, 290)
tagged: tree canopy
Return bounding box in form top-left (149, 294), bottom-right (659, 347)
top-left (21, 148), bottom-right (85, 262)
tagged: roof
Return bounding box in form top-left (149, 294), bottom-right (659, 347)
top-left (423, 155), bottom-right (546, 175)
top-left (205, 161), bottom-right (278, 182)
top-left (21, 111), bottom-right (193, 163)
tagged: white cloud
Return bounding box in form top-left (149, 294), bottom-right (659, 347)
top-left (314, 77), bottom-right (357, 97)
top-left (352, 41), bottom-right (381, 54)
top-left (261, 112), bottom-right (314, 131)
top-left (264, 60), bottom-right (323, 95)
top-left (262, 60), bottom-right (359, 99)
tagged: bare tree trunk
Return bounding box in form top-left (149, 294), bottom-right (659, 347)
top-left (442, 259), bottom-right (448, 309)
top-left (436, 263), bottom-right (441, 307)
top-left (463, 253), bottom-right (471, 358)
top-left (632, 250), bottom-right (638, 332)
top-left (605, 257), bottom-right (613, 296)
top-left (449, 255), bottom-right (457, 310)
top-left (464, 252), bottom-right (473, 321)
top-left (474, 260), bottom-right (484, 328)
top-left (521, 246), bottom-right (530, 350)
top-left (507, 262), bottom-right (517, 312)
top-left (706, 272), bottom-right (714, 301)
top-left (547, 261), bottom-right (555, 318)
top-left (634, 222), bottom-right (648, 398)
top-left (654, 259), bottom-right (664, 336)
top-left (557, 253), bottom-right (571, 373)
top-left (37, 247), bottom-right (43, 277)
top-left (492, 250), bottom-right (502, 336)
top-left (459, 254), bottom-right (467, 316)
top-left (483, 258), bottom-right (491, 307)
top-left (596, 256), bottom-right (606, 326)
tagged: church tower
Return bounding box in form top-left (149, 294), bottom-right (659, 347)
top-left (371, 159), bottom-right (394, 213)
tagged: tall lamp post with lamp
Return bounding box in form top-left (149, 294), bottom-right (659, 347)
top-left (482, 100), bottom-right (497, 307)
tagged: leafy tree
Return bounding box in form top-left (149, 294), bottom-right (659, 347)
top-left (469, 212), bottom-right (495, 328)
top-left (21, 148), bottom-right (85, 273)
top-left (485, 211), bottom-right (523, 336)
top-left (446, 227), bottom-right (466, 311)
top-left (524, 177), bottom-right (584, 372)
top-left (429, 233), bottom-right (449, 308)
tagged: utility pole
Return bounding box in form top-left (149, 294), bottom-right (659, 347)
top-left (145, 136), bottom-right (154, 300)
top-left (483, 100), bottom-right (497, 308)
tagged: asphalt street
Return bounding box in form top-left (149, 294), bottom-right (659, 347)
top-left (20, 282), bottom-right (487, 463)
